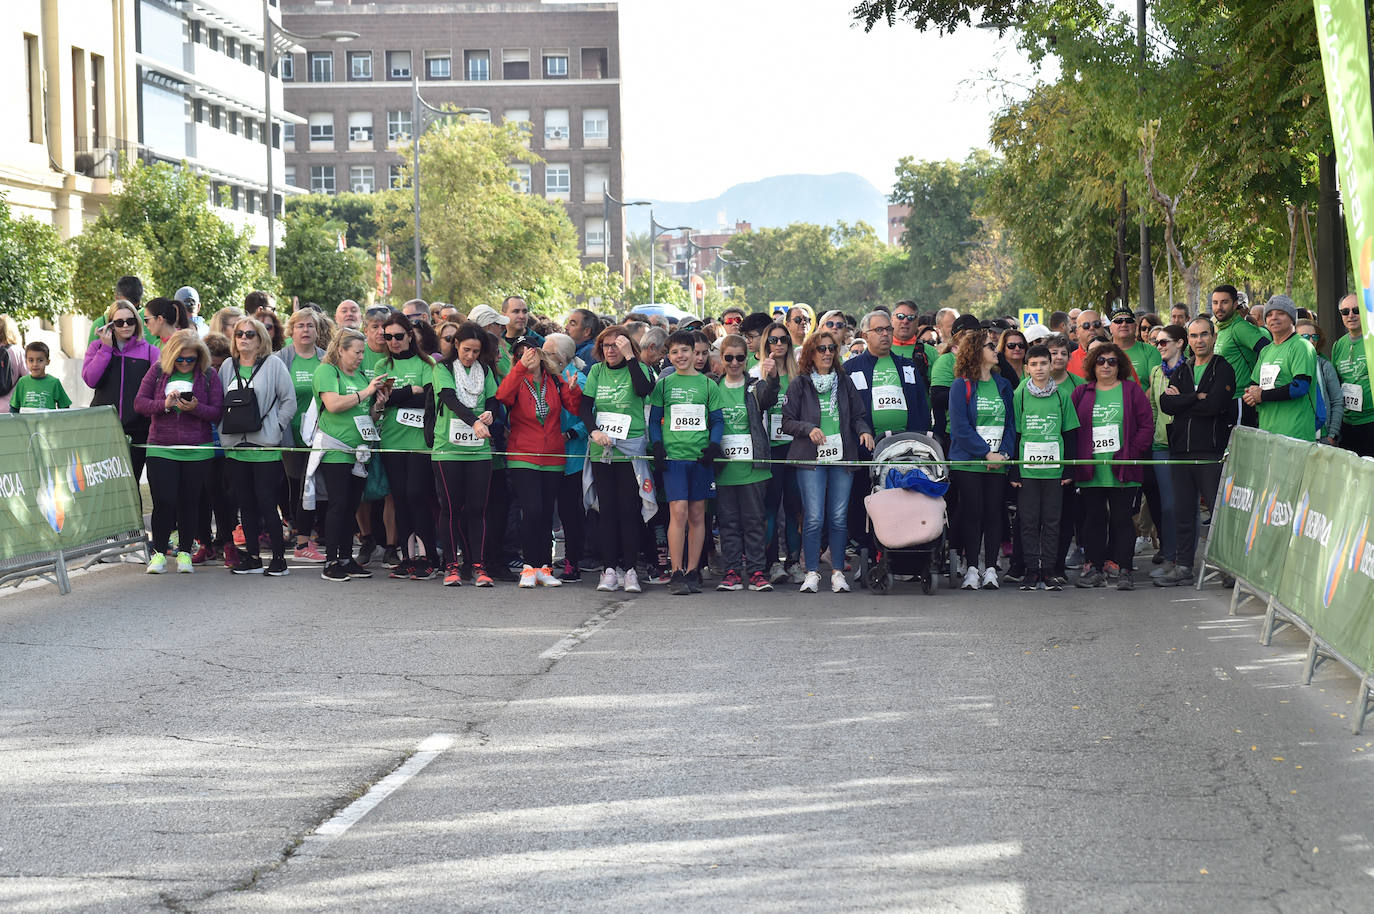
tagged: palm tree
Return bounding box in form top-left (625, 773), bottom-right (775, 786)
top-left (625, 231), bottom-right (653, 282)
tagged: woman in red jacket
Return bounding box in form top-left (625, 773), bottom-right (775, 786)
top-left (496, 337), bottom-right (583, 588)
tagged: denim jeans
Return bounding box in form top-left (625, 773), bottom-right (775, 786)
top-left (797, 465), bottom-right (853, 572)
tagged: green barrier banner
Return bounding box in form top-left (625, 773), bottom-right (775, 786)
top-left (1312, 0), bottom-right (1374, 371)
top-left (1208, 426), bottom-right (1309, 592)
top-left (0, 407), bottom-right (143, 564)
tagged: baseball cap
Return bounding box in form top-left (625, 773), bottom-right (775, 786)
top-left (174, 286), bottom-right (200, 306)
top-left (467, 304), bottom-right (509, 327)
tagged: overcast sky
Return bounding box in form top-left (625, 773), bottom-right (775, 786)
top-left (611, 0), bottom-right (1037, 202)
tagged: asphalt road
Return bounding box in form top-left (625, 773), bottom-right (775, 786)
top-left (3, 559), bottom-right (1373, 913)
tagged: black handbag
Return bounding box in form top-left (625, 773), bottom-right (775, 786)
top-left (221, 360), bottom-right (265, 435)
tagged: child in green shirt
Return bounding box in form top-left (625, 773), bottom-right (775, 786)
top-left (10, 342), bottom-right (72, 413)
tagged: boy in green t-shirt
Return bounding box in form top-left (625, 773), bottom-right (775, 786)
top-left (648, 330), bottom-right (724, 595)
top-left (1011, 344), bottom-right (1079, 591)
top-left (10, 342), bottom-right (72, 413)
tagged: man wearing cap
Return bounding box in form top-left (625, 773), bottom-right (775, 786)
top-left (467, 304), bottom-right (512, 378)
top-left (1242, 295), bottom-right (1319, 441)
top-left (1066, 310), bottom-right (1106, 379)
top-left (175, 286), bottom-right (208, 337)
top-left (1109, 304), bottom-right (1159, 388)
top-left (335, 300), bottom-right (362, 330)
top-left (1333, 293), bottom-right (1374, 457)
top-left (1211, 284), bottom-right (1269, 426)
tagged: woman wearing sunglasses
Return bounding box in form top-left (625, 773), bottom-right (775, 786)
top-left (135, 330), bottom-right (224, 574)
top-left (219, 317), bottom-right (296, 575)
top-left (376, 313), bottom-right (438, 580)
top-left (84, 300), bottom-right (161, 486)
top-left (782, 330), bottom-right (874, 594)
top-left (997, 330), bottom-right (1030, 385)
top-left (277, 310), bottom-right (328, 561)
top-left (1071, 342), bottom-right (1154, 590)
top-left (1145, 324), bottom-right (1186, 581)
top-left (752, 321), bottom-right (804, 583)
top-left (784, 304), bottom-right (815, 348)
top-left (814, 310), bottom-right (850, 348)
top-left (713, 334), bottom-right (780, 592)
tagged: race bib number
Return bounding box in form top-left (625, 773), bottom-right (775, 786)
top-left (448, 419), bottom-right (483, 448)
top-left (817, 433), bottom-right (842, 463)
top-left (596, 411), bottom-right (632, 440)
top-left (1023, 440), bottom-right (1061, 467)
top-left (873, 385), bottom-right (906, 412)
top-left (769, 411), bottom-right (791, 442)
top-left (669, 403), bottom-right (706, 433)
top-left (396, 407), bottom-right (425, 429)
top-left (1342, 383), bottom-right (1364, 413)
top-left (1092, 424), bottom-right (1120, 454)
top-left (722, 433), bottom-right (752, 461)
top-left (354, 414), bottom-right (381, 442)
top-left (1258, 363), bottom-right (1280, 390)
top-left (977, 424), bottom-right (1004, 453)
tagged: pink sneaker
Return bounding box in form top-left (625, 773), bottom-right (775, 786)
top-left (293, 541), bottom-right (326, 563)
top-left (223, 542), bottom-right (240, 569)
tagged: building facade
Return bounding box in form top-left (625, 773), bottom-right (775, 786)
top-left (280, 0), bottom-right (624, 273)
top-left (887, 203), bottom-right (910, 247)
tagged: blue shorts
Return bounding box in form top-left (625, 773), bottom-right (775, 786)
top-left (662, 459), bottom-right (716, 503)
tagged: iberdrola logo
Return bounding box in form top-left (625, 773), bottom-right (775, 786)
top-left (1325, 518), bottom-right (1371, 609)
top-left (1244, 486), bottom-right (1267, 555)
top-left (36, 470), bottom-right (66, 533)
top-left (1292, 490), bottom-right (1310, 539)
top-left (67, 453), bottom-right (87, 494)
top-left (1222, 475), bottom-right (1234, 507)
top-left (1360, 237), bottom-right (1372, 314)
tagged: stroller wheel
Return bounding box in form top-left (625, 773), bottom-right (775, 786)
top-left (872, 571), bottom-right (893, 595)
top-left (856, 548), bottom-right (869, 589)
top-left (922, 574), bottom-right (936, 595)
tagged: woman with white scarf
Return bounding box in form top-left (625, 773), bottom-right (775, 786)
top-left (430, 321), bottom-right (501, 587)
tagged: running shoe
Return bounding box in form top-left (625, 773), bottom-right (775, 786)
top-left (321, 562), bottom-right (349, 583)
top-left (389, 560), bottom-right (412, 580)
top-left (233, 554), bottom-right (264, 575)
top-left (519, 565), bottom-right (537, 588)
top-left (473, 565), bottom-right (495, 587)
top-left (668, 570), bottom-right (690, 595)
top-left (623, 568), bottom-right (642, 594)
top-left (343, 559), bottom-right (372, 579)
top-left (981, 567), bottom-right (1000, 590)
top-left (265, 555), bottom-right (290, 576)
top-left (597, 568), bottom-right (619, 592)
top-left (831, 570), bottom-right (850, 593)
top-left (355, 536), bottom-right (377, 567)
top-left (175, 551), bottom-right (194, 574)
top-left (799, 571), bottom-right (821, 593)
top-left (686, 569), bottom-right (702, 594)
top-left (748, 571), bottom-right (773, 592)
top-left (190, 543), bottom-right (216, 565)
top-left (443, 563), bottom-right (463, 587)
top-left (146, 553), bottom-right (167, 574)
top-left (534, 566), bottom-right (561, 587)
top-left (409, 562), bottom-right (436, 581)
top-left (383, 546), bottom-right (401, 568)
top-left (293, 541), bottom-right (326, 563)
top-left (961, 567), bottom-right (981, 590)
top-left (717, 570), bottom-right (743, 591)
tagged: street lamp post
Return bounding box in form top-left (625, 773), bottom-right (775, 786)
top-left (410, 75), bottom-right (490, 299)
top-left (682, 235), bottom-right (723, 318)
top-left (648, 211), bottom-right (692, 305)
top-left (602, 184), bottom-right (651, 271)
top-left (261, 3), bottom-right (356, 275)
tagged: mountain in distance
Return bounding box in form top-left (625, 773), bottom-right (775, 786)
top-left (625, 172), bottom-right (890, 237)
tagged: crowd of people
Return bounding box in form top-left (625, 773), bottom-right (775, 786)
top-left (8, 274), bottom-right (1364, 596)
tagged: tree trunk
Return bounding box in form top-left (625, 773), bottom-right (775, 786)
top-left (1285, 205), bottom-right (1298, 296)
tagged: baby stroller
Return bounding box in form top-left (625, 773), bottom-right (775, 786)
top-left (856, 432), bottom-right (951, 595)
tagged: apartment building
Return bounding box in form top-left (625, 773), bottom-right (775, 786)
top-left (280, 0), bottom-right (624, 272)
top-left (887, 203), bottom-right (910, 247)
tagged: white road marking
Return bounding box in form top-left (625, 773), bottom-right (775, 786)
top-left (297, 733), bottom-right (455, 853)
top-left (1213, 668), bottom-right (1231, 681)
top-left (539, 602), bottom-right (627, 661)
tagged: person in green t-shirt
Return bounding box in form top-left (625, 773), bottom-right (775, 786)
top-left (10, 342), bottom-right (71, 412)
top-left (752, 321), bottom-right (803, 583)
top-left (1011, 343), bottom-right (1079, 591)
top-left (1333, 292), bottom-right (1374, 457)
top-left (713, 334), bottom-right (778, 593)
top-left (1107, 303), bottom-right (1161, 389)
top-left (1211, 284), bottom-right (1269, 423)
top-left (278, 310), bottom-right (325, 561)
top-left (1242, 295), bottom-right (1318, 442)
top-left (376, 313), bottom-right (438, 579)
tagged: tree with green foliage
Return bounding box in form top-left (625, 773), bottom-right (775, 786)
top-left (276, 211), bottom-right (372, 309)
top-left (69, 225), bottom-right (156, 318)
top-left (0, 197), bottom-right (74, 322)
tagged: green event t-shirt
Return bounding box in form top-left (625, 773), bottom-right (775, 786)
top-left (650, 371), bottom-right (722, 460)
top-left (1083, 384), bottom-right (1134, 488)
top-left (145, 372), bottom-right (214, 461)
top-left (9, 374), bottom-right (71, 412)
top-left (715, 380), bottom-right (769, 487)
top-left (869, 355), bottom-right (908, 436)
top-left (930, 352), bottom-right (955, 388)
top-left (378, 355), bottom-right (433, 452)
top-left (362, 346), bottom-right (389, 380)
top-left (966, 378), bottom-right (1007, 475)
top-left (287, 354), bottom-right (320, 446)
top-left (1123, 340), bottom-right (1161, 389)
top-left (1216, 315), bottom-right (1268, 400)
top-left (1251, 333), bottom-right (1318, 442)
top-left (584, 359), bottom-right (653, 460)
top-left (431, 361), bottom-right (497, 462)
top-left (312, 362), bottom-right (372, 464)
top-left (1332, 333), bottom-right (1374, 427)
top-left (1014, 384), bottom-right (1079, 480)
top-left (226, 364), bottom-right (280, 463)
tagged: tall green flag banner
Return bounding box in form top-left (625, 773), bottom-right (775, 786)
top-left (1313, 0), bottom-right (1374, 370)
top-left (1207, 426), bottom-right (1309, 593)
top-left (0, 408), bottom-right (143, 565)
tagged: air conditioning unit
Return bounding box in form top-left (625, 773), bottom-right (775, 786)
top-left (548, 127), bottom-right (566, 140)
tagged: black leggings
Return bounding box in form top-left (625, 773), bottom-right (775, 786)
top-left (223, 459), bottom-right (286, 557)
top-left (558, 472), bottom-right (586, 568)
top-left (197, 456), bottom-right (236, 549)
top-left (381, 451), bottom-right (437, 562)
top-left (319, 461), bottom-right (365, 564)
top-left (146, 456), bottom-right (209, 554)
top-left (592, 461), bottom-right (641, 571)
top-left (952, 469), bottom-right (1005, 569)
top-left (484, 467), bottom-right (510, 569)
top-left (1081, 485), bottom-right (1137, 571)
top-left (510, 468), bottom-right (560, 568)
top-left (433, 459), bottom-right (491, 569)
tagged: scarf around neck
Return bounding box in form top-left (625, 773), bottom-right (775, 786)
top-left (1025, 376), bottom-right (1057, 398)
top-left (454, 361), bottom-right (486, 409)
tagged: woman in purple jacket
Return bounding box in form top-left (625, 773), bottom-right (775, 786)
top-left (1071, 342), bottom-right (1154, 591)
top-left (83, 300), bottom-right (160, 484)
top-left (134, 330), bottom-right (224, 574)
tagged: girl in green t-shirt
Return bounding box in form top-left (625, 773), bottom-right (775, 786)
top-left (714, 334), bottom-right (778, 592)
top-left (753, 321), bottom-right (803, 583)
top-left (377, 313), bottom-right (438, 580)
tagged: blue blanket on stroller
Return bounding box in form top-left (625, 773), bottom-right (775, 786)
top-left (884, 467), bottom-right (949, 498)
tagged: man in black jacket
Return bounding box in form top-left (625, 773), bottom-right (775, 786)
top-left (1156, 317), bottom-right (1236, 586)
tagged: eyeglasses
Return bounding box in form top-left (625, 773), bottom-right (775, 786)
top-left (383, 332), bottom-right (409, 341)
top-left (723, 316), bottom-right (742, 325)
top-left (823, 321), bottom-right (844, 330)
top-left (1153, 339), bottom-right (1174, 348)
top-left (893, 313), bottom-right (917, 321)
top-left (1096, 356), bottom-right (1119, 366)
top-left (1080, 321), bottom-right (1103, 330)
top-left (234, 330), bottom-right (257, 339)
top-left (1005, 341), bottom-right (1026, 350)
top-left (790, 316), bottom-right (810, 325)
top-left (111, 317), bottom-right (137, 328)
top-left (867, 325), bottom-right (893, 334)
top-left (441, 335), bottom-right (458, 345)
top-left (816, 344), bottom-right (837, 353)
top-left (1299, 333), bottom-right (1318, 341)
top-left (174, 355), bottom-right (197, 364)
top-left (1340, 307), bottom-right (1360, 316)
top-left (984, 342), bottom-right (998, 351)
top-left (767, 336), bottom-right (789, 346)
top-left (1111, 318), bottom-right (1135, 325)
top-left (722, 353), bottom-right (748, 363)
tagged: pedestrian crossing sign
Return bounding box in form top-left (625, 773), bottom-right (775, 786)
top-left (1019, 308), bottom-right (1044, 327)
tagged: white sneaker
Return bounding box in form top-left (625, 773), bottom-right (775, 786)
top-left (769, 562), bottom-right (788, 584)
top-left (787, 562), bottom-right (806, 584)
top-left (623, 568), bottom-right (641, 593)
top-left (518, 565), bottom-right (537, 588)
top-left (962, 566), bottom-right (981, 590)
top-left (535, 566), bottom-right (561, 586)
top-left (981, 567), bottom-right (1000, 590)
top-left (800, 571), bottom-right (821, 593)
top-left (831, 570), bottom-right (850, 593)
top-left (597, 567), bottom-right (618, 592)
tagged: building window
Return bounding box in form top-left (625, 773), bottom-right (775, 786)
top-left (350, 165), bottom-right (375, 194)
top-left (208, 28), bottom-right (221, 52)
top-left (279, 54), bottom-right (294, 80)
top-left (349, 51), bottom-right (372, 80)
top-left (583, 108), bottom-right (609, 144)
top-left (389, 164), bottom-right (404, 188)
top-left (545, 164), bottom-right (570, 197)
top-left (463, 50), bottom-right (488, 81)
top-left (310, 165), bottom-right (336, 194)
top-left (309, 52), bottom-right (333, 82)
top-left (282, 122), bottom-right (295, 148)
top-left (228, 112), bottom-right (241, 135)
top-left (427, 51), bottom-right (453, 80)
top-left (308, 112), bottom-right (334, 145)
top-left (387, 50), bottom-right (411, 79)
top-left (284, 166), bottom-right (296, 188)
top-left (211, 105), bottom-right (222, 129)
top-left (581, 47), bottom-right (609, 79)
top-left (544, 109), bottom-right (569, 146)
top-left (502, 48), bottom-right (530, 80)
top-left (510, 164), bottom-right (531, 194)
top-left (584, 163), bottom-right (609, 201)
top-left (585, 217), bottom-right (606, 254)
top-left (348, 111), bottom-right (373, 146)
top-left (26, 34), bottom-right (41, 143)
top-left (386, 109), bottom-right (411, 142)
top-left (543, 52), bottom-right (568, 78)
top-left (226, 36), bottom-right (238, 60)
